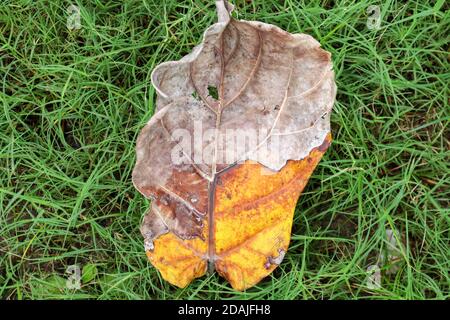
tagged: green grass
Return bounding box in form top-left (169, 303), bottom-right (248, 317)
top-left (0, 0), bottom-right (449, 300)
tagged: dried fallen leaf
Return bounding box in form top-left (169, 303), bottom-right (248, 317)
top-left (132, 1), bottom-right (336, 290)
top-left (366, 265), bottom-right (382, 290)
top-left (381, 227), bottom-right (404, 275)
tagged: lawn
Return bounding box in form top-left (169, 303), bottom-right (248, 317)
top-left (0, 0), bottom-right (448, 299)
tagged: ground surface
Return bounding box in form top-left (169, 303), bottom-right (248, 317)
top-left (0, 0), bottom-right (449, 299)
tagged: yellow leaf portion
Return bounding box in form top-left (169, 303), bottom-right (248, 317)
top-left (147, 229), bottom-right (208, 288)
top-left (145, 134), bottom-right (331, 290)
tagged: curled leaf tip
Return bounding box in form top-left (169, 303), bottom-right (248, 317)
top-left (216, 1), bottom-right (234, 23)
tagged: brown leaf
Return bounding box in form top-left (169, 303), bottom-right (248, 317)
top-left (132, 1), bottom-right (336, 290)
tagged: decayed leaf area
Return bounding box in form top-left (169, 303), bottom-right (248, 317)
top-left (132, 2), bottom-right (335, 290)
